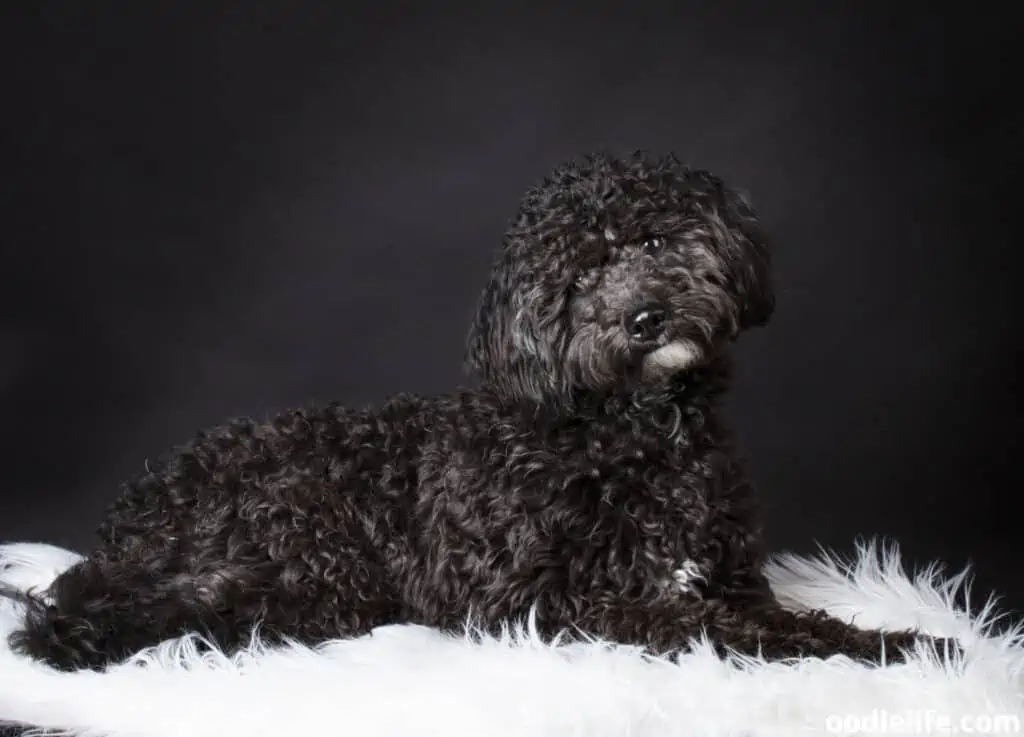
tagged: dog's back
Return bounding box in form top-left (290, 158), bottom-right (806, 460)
top-left (10, 392), bottom-right (443, 669)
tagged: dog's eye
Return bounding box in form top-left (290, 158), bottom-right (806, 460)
top-left (641, 236), bottom-right (665, 253)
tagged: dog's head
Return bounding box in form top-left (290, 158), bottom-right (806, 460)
top-left (465, 151), bottom-right (774, 408)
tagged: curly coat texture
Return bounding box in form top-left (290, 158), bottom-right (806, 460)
top-left (7, 152), bottom-right (945, 671)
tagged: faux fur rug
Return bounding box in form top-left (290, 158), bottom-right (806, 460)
top-left (0, 541), bottom-right (1022, 737)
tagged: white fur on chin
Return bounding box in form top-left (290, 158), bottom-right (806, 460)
top-left (1, 539), bottom-right (1022, 737)
top-left (642, 340), bottom-right (702, 378)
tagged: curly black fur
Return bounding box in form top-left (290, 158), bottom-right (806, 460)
top-left (7, 151), bottom-right (948, 671)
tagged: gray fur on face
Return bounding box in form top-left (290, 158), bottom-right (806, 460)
top-left (465, 151), bottom-right (774, 408)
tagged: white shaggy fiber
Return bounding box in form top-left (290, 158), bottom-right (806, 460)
top-left (1, 540), bottom-right (1022, 737)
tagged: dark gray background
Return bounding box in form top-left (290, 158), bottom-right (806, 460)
top-left (1, 5), bottom-right (1020, 612)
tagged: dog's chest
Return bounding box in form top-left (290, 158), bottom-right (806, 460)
top-left (417, 406), bottom-right (733, 601)
top-left (579, 425), bottom-right (731, 598)
top-left (562, 440), bottom-right (721, 597)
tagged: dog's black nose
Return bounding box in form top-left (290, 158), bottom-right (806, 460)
top-left (625, 304), bottom-right (667, 343)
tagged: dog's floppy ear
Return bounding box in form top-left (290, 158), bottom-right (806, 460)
top-left (464, 256), bottom-right (506, 380)
top-left (464, 245), bottom-right (538, 400)
top-left (464, 242), bottom-right (571, 407)
top-left (709, 186), bottom-right (775, 333)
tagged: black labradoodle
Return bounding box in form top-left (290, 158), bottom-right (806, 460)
top-left (7, 151), bottom-right (947, 671)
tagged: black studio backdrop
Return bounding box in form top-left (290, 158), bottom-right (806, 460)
top-left (1, 5), bottom-right (1021, 610)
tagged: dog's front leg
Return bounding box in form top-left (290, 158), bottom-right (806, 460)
top-left (571, 595), bottom-right (951, 665)
top-left (707, 598), bottom-right (959, 663)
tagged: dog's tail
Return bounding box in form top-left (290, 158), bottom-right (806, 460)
top-left (2, 559), bottom-right (124, 671)
top-left (0, 579), bottom-right (49, 645)
top-left (0, 581), bottom-right (37, 609)
top-left (0, 581), bottom-right (57, 652)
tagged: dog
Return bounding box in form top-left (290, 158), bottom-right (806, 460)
top-left (6, 151), bottom-right (949, 671)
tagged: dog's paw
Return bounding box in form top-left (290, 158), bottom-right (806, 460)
top-left (880, 630), bottom-right (963, 665)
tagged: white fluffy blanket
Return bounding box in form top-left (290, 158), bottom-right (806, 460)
top-left (0, 540), bottom-right (1021, 737)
